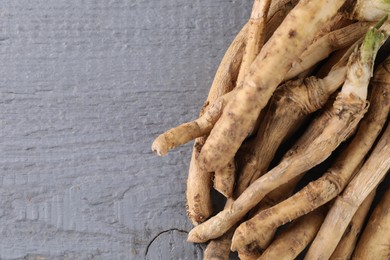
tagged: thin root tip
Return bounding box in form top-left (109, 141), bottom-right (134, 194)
top-left (187, 230), bottom-right (204, 243)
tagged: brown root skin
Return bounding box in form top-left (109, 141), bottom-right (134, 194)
top-left (232, 68), bottom-right (390, 254)
top-left (330, 190), bottom-right (376, 260)
top-left (188, 93), bottom-right (367, 244)
top-left (198, 0), bottom-right (347, 172)
top-left (353, 187), bottom-right (390, 260)
top-left (214, 159), bottom-right (236, 198)
top-left (306, 124), bottom-right (390, 260)
top-left (258, 207), bottom-right (327, 260)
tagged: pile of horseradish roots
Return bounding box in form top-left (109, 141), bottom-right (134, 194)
top-left (152, 0), bottom-right (390, 259)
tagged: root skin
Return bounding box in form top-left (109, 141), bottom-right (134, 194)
top-left (185, 22), bottom-right (250, 225)
top-left (188, 93), bottom-right (367, 243)
top-left (235, 67), bottom-right (346, 196)
top-left (286, 22), bottom-right (371, 81)
top-left (198, 0), bottom-right (346, 172)
top-left (231, 60), bottom-right (390, 254)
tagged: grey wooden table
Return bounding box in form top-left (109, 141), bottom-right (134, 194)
top-left (0, 0), bottom-right (252, 259)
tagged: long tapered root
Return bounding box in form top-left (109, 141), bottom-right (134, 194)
top-left (285, 22), bottom-right (371, 81)
top-left (235, 67), bottom-right (346, 196)
top-left (198, 0), bottom-right (347, 172)
top-left (184, 20), bottom-right (252, 225)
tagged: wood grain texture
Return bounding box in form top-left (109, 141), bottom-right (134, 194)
top-left (0, 0), bottom-right (251, 259)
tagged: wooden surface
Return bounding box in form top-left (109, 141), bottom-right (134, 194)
top-left (0, 0), bottom-right (251, 259)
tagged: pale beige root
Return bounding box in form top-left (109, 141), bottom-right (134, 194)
top-left (188, 93), bottom-right (367, 243)
top-left (306, 124), bottom-right (390, 260)
top-left (214, 159), bottom-right (236, 198)
top-left (353, 186), bottom-right (390, 260)
top-left (185, 92), bottom-right (234, 225)
top-left (151, 21), bottom-right (250, 156)
top-left (203, 0), bottom-right (272, 255)
top-left (235, 67), bottom-right (347, 197)
top-left (236, 0), bottom-right (272, 139)
top-left (198, 0), bottom-right (347, 172)
top-left (264, 0), bottom-right (297, 41)
top-left (231, 67), bottom-right (389, 253)
top-left (152, 92), bottom-right (233, 156)
top-left (184, 22), bottom-right (251, 225)
top-left (236, 0), bottom-right (272, 88)
top-left (285, 22), bottom-right (371, 81)
top-left (258, 207), bottom-right (327, 260)
top-left (207, 67), bottom-right (346, 258)
top-left (330, 190), bottom-right (376, 260)
top-left (211, 0), bottom-right (271, 199)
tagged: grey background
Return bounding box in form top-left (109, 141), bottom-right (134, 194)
top-left (0, 0), bottom-right (252, 259)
